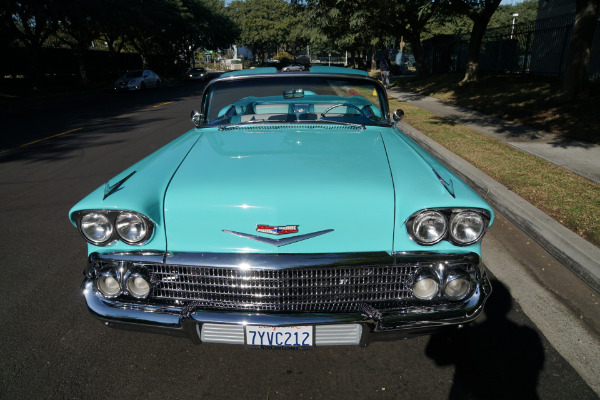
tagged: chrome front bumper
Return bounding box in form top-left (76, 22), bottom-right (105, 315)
top-left (81, 251), bottom-right (492, 346)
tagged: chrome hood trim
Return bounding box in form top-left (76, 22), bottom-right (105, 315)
top-left (222, 228), bottom-right (334, 247)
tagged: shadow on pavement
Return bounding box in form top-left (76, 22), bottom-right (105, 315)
top-left (426, 279), bottom-right (545, 399)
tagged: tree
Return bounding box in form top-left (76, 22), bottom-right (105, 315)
top-left (55, 0), bottom-right (103, 82)
top-left (563, 0), bottom-right (600, 98)
top-left (310, 0), bottom-right (392, 70)
top-left (488, 0), bottom-right (538, 29)
top-left (311, 0), bottom-right (441, 76)
top-left (0, 0), bottom-right (61, 83)
top-left (175, 0), bottom-right (239, 67)
top-left (228, 0), bottom-right (293, 63)
top-left (285, 1), bottom-right (311, 59)
top-left (95, 0), bottom-right (137, 74)
top-left (448, 0), bottom-right (503, 83)
top-left (387, 0), bottom-right (442, 78)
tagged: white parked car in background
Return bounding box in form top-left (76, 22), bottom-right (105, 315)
top-left (114, 69), bottom-right (161, 91)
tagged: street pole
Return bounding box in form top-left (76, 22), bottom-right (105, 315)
top-left (511, 13), bottom-right (519, 39)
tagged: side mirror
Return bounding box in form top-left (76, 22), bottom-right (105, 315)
top-left (191, 110), bottom-right (202, 127)
top-left (393, 109), bottom-right (405, 122)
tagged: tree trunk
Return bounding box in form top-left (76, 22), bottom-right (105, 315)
top-left (74, 47), bottom-right (89, 83)
top-left (408, 30), bottom-right (428, 78)
top-left (563, 0), bottom-right (600, 99)
top-left (461, 18), bottom-right (488, 83)
top-left (371, 44), bottom-right (377, 71)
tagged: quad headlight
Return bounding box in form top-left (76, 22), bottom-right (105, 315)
top-left (407, 209), bottom-right (490, 246)
top-left (116, 212), bottom-right (148, 244)
top-left (449, 211), bottom-right (486, 245)
top-left (74, 210), bottom-right (153, 246)
top-left (409, 210), bottom-right (448, 245)
top-left (80, 213), bottom-right (113, 245)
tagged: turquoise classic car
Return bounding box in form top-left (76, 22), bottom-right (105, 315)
top-left (70, 66), bottom-right (493, 348)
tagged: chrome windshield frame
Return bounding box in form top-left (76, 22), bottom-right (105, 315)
top-left (198, 72), bottom-right (392, 128)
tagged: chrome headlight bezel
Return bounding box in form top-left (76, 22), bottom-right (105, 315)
top-left (407, 210), bottom-right (448, 245)
top-left (115, 212), bottom-right (149, 245)
top-left (94, 269), bottom-right (122, 298)
top-left (124, 267), bottom-right (151, 299)
top-left (443, 269), bottom-right (473, 300)
top-left (79, 212), bottom-right (113, 245)
top-left (411, 268), bottom-right (440, 300)
top-left (449, 211), bottom-right (487, 246)
top-left (406, 208), bottom-right (491, 246)
top-left (73, 210), bottom-right (154, 246)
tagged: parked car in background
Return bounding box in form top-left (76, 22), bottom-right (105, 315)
top-left (183, 67), bottom-right (207, 81)
top-left (114, 69), bottom-right (161, 91)
top-left (71, 66), bottom-right (493, 348)
top-left (282, 64), bottom-right (306, 72)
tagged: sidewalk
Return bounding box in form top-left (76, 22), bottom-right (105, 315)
top-left (387, 88), bottom-right (600, 292)
top-left (389, 88), bottom-right (600, 184)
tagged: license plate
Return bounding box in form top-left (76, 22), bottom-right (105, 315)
top-left (245, 326), bottom-right (313, 349)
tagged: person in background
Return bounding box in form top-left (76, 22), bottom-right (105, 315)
top-left (380, 55), bottom-right (390, 89)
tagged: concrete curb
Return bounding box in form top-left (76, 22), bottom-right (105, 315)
top-left (397, 121), bottom-right (600, 293)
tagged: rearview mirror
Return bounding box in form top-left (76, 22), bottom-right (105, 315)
top-left (283, 89), bottom-right (305, 99)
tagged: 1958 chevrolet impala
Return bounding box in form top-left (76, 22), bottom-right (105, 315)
top-left (70, 66), bottom-right (493, 348)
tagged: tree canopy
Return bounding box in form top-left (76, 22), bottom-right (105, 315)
top-left (1, 0), bottom-right (238, 80)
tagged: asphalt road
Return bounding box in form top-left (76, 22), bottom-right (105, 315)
top-left (0, 81), bottom-right (597, 399)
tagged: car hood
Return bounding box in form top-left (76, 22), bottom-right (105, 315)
top-left (164, 126), bottom-right (396, 254)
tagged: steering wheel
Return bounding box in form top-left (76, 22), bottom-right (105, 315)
top-left (320, 103), bottom-right (367, 119)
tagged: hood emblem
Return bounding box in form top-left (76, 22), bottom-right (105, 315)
top-left (256, 224), bottom-right (299, 235)
top-left (223, 228), bottom-right (334, 247)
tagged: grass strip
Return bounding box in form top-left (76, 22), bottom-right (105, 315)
top-left (394, 73), bottom-right (600, 144)
top-left (389, 97), bottom-right (600, 247)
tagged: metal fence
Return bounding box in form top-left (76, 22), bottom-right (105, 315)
top-left (423, 15), bottom-right (600, 79)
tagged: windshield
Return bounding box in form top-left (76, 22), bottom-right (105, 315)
top-left (201, 75), bottom-right (389, 127)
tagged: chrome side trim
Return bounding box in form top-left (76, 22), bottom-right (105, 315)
top-left (432, 168), bottom-right (455, 198)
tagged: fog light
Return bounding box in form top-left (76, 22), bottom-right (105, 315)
top-left (412, 272), bottom-right (439, 300)
top-left (126, 274), bottom-right (150, 298)
top-left (444, 274), bottom-right (471, 300)
top-left (97, 273), bottom-right (120, 297)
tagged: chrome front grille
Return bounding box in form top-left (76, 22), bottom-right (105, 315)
top-left (146, 264), bottom-right (420, 312)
